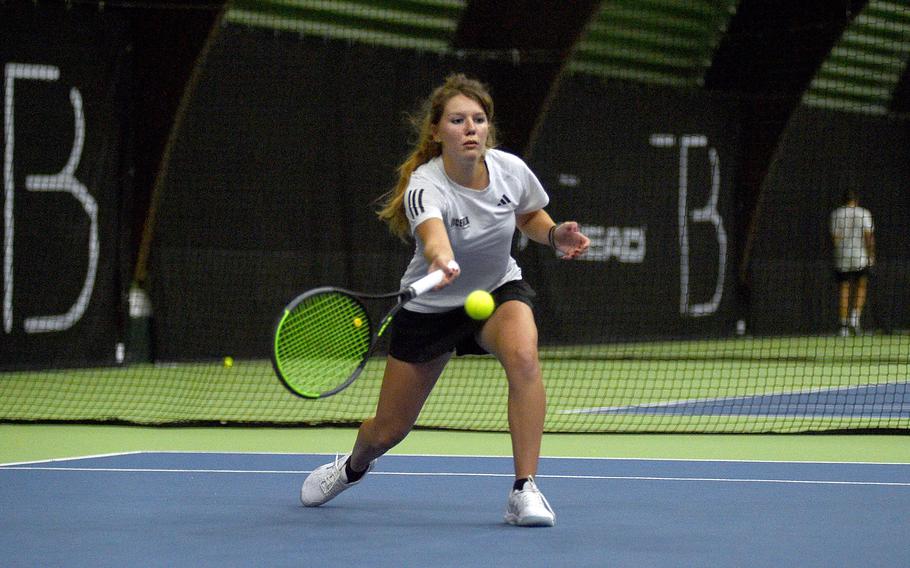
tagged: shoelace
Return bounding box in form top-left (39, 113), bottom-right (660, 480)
top-left (515, 484), bottom-right (553, 515)
top-left (533, 489), bottom-right (554, 514)
top-left (319, 454), bottom-right (345, 494)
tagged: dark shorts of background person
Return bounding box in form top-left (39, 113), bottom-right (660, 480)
top-left (834, 267), bottom-right (870, 283)
top-left (388, 279), bottom-right (536, 363)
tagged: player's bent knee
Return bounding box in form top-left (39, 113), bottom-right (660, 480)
top-left (500, 345), bottom-right (540, 376)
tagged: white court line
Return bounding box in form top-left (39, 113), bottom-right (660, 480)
top-left (0, 451), bottom-right (144, 468)
top-left (0, 450), bottom-right (300, 468)
top-left (2, 466), bottom-right (908, 487)
top-left (3, 451), bottom-right (910, 467)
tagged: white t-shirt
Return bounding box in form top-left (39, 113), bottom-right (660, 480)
top-left (830, 204), bottom-right (874, 272)
top-left (400, 148), bottom-right (549, 312)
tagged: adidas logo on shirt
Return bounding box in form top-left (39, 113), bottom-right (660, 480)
top-left (497, 194), bottom-right (512, 206)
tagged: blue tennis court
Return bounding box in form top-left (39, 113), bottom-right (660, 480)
top-left (566, 381), bottom-right (910, 417)
top-left (2, 452), bottom-right (908, 567)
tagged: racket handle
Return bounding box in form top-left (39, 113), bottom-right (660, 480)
top-left (406, 260), bottom-right (460, 298)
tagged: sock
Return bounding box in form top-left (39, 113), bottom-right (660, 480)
top-left (344, 458), bottom-right (367, 483)
top-left (513, 477), bottom-right (531, 491)
top-left (850, 310), bottom-right (860, 328)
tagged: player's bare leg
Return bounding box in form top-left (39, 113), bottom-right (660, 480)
top-left (852, 275), bottom-right (869, 333)
top-left (479, 300), bottom-right (545, 479)
top-left (480, 300), bottom-right (555, 526)
top-left (838, 281), bottom-right (852, 336)
top-left (349, 353), bottom-right (450, 471)
top-left (300, 353), bottom-right (449, 507)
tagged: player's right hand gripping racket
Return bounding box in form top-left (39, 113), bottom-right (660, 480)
top-left (272, 261), bottom-right (458, 399)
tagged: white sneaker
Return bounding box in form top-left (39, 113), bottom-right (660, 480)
top-left (300, 454), bottom-right (375, 507)
top-left (504, 477), bottom-right (556, 527)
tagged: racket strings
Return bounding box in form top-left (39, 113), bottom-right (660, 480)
top-left (275, 292), bottom-right (372, 395)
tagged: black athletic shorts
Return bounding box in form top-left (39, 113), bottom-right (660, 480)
top-left (834, 268), bottom-right (870, 283)
top-left (387, 279), bottom-right (536, 363)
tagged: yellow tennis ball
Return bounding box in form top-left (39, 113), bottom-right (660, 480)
top-left (223, 356), bottom-right (234, 368)
top-left (353, 317), bottom-right (363, 328)
top-left (465, 290), bottom-right (495, 320)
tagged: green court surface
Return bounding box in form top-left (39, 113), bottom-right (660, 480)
top-left (1, 424), bottom-right (909, 465)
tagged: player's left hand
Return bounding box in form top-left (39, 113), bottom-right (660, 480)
top-left (554, 222), bottom-right (590, 260)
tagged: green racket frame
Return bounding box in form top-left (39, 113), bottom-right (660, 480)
top-left (271, 266), bottom-right (452, 398)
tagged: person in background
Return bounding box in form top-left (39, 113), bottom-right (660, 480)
top-left (830, 189), bottom-right (875, 336)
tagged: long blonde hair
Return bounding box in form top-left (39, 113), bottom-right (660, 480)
top-left (377, 73), bottom-right (497, 241)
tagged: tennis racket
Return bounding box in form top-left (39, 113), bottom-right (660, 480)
top-left (272, 261), bottom-right (458, 398)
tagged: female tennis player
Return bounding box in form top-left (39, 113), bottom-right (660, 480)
top-left (300, 73), bottom-right (589, 526)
